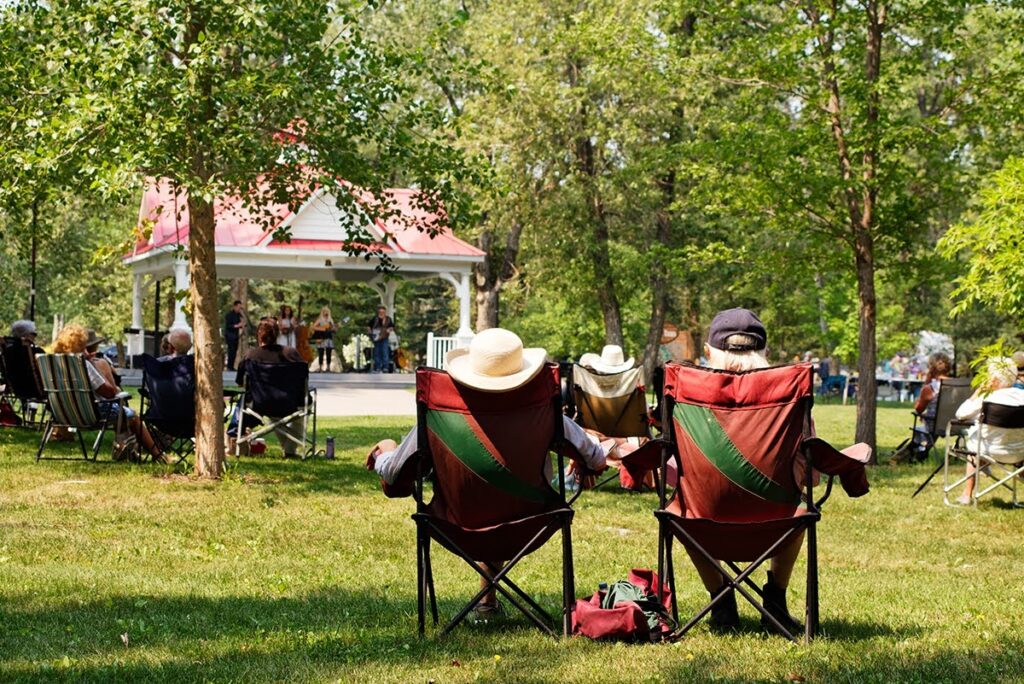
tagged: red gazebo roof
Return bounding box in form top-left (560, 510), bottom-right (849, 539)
top-left (130, 180), bottom-right (484, 260)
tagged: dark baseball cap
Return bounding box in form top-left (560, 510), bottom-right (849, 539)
top-left (707, 308), bottom-right (767, 351)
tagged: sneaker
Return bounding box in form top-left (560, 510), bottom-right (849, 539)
top-left (708, 587), bottom-right (739, 633)
top-left (471, 601), bottom-right (502, 624)
top-left (760, 571), bottom-right (801, 636)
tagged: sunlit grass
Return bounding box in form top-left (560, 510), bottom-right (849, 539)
top-left (1, 406), bottom-right (1021, 682)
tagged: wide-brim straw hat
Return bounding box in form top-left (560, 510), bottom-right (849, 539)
top-left (445, 328), bottom-right (547, 392)
top-left (579, 344), bottom-right (634, 374)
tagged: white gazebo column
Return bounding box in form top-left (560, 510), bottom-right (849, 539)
top-left (440, 271), bottom-right (474, 348)
top-left (172, 258), bottom-right (191, 331)
top-left (127, 273), bottom-right (146, 357)
top-left (368, 276), bottom-right (400, 315)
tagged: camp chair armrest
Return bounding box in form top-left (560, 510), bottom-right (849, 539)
top-left (113, 391), bottom-right (131, 401)
top-left (802, 437), bottom-right (871, 498)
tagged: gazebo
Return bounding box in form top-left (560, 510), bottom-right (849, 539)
top-left (122, 180), bottom-right (485, 356)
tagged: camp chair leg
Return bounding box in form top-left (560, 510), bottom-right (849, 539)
top-left (561, 517), bottom-right (575, 637)
top-left (426, 520), bottom-right (559, 638)
top-left (77, 430), bottom-right (90, 460)
top-left (805, 521), bottom-right (819, 642)
top-left (424, 537), bottom-right (438, 625)
top-left (35, 420), bottom-right (54, 461)
top-left (416, 527), bottom-right (427, 637)
top-left (665, 530), bottom-right (679, 624)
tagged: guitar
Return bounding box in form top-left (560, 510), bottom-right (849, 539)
top-left (294, 295), bottom-right (316, 364)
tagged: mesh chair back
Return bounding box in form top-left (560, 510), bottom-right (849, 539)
top-left (244, 361), bottom-right (308, 415)
top-left (141, 354), bottom-right (196, 438)
top-left (934, 377), bottom-right (973, 433)
top-left (2, 337), bottom-right (46, 401)
top-left (417, 365), bottom-right (562, 530)
top-left (665, 363), bottom-right (810, 522)
top-left (573, 365), bottom-right (649, 438)
top-left (36, 354), bottom-right (100, 427)
top-left (981, 401), bottom-right (1024, 429)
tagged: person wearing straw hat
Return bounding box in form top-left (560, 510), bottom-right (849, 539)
top-left (367, 328), bottom-right (609, 484)
top-left (366, 328), bottom-right (610, 619)
top-left (578, 345), bottom-right (635, 375)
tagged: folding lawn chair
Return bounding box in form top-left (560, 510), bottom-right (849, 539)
top-left (34, 353), bottom-right (129, 461)
top-left (1, 337), bottom-right (47, 428)
top-left (234, 360), bottom-right (317, 459)
top-left (909, 377), bottom-right (974, 497)
top-left (138, 354), bottom-right (196, 465)
top-left (943, 401), bottom-right (1024, 508)
top-left (411, 365), bottom-right (580, 637)
top-left (655, 362), bottom-right (870, 642)
top-left (571, 363), bottom-right (662, 491)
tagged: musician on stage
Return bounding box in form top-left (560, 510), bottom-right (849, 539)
top-left (367, 305), bottom-right (395, 373)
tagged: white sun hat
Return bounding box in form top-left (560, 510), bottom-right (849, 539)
top-left (444, 328), bottom-right (547, 392)
top-left (578, 344), bottom-right (634, 374)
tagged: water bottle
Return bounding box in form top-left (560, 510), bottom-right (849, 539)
top-left (325, 436), bottom-right (335, 459)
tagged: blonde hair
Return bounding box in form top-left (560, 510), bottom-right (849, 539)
top-left (986, 357), bottom-right (1018, 390)
top-left (318, 306), bottom-right (333, 323)
top-left (706, 333), bottom-right (769, 372)
top-left (53, 324), bottom-right (88, 354)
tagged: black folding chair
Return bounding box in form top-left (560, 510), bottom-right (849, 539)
top-left (1, 337), bottom-right (47, 428)
top-left (910, 377), bottom-right (974, 497)
top-left (138, 354), bottom-right (196, 465)
top-left (235, 360), bottom-right (317, 459)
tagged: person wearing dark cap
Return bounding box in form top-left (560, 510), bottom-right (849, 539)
top-left (686, 308), bottom-right (803, 636)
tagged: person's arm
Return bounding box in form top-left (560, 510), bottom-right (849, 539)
top-left (914, 384), bottom-right (934, 415)
top-left (366, 427), bottom-right (418, 484)
top-left (955, 393), bottom-right (982, 422)
top-left (85, 360), bottom-right (118, 400)
top-left (561, 416), bottom-right (608, 472)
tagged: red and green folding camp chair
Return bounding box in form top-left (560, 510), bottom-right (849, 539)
top-left (35, 353), bottom-right (129, 461)
top-left (656, 362), bottom-right (870, 642)
top-left (412, 364), bottom-right (582, 637)
top-left (571, 363), bottom-right (662, 490)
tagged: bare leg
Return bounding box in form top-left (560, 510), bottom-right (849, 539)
top-left (683, 545), bottom-right (726, 592)
top-left (479, 561), bottom-right (503, 606)
top-left (768, 531), bottom-right (805, 589)
top-left (961, 457), bottom-right (977, 500)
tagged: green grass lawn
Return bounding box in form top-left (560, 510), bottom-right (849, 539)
top-left (1, 406), bottom-right (1022, 683)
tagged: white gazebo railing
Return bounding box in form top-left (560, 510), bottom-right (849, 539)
top-left (426, 332), bottom-right (458, 369)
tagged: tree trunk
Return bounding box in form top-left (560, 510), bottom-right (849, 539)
top-left (188, 193), bottom-right (226, 478)
top-left (230, 278), bottom-right (250, 359)
top-left (641, 172), bottom-right (675, 386)
top-left (472, 220), bottom-right (523, 331)
top-left (567, 55), bottom-right (623, 347)
top-left (854, 237), bottom-right (877, 455)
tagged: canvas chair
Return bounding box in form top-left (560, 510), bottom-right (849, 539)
top-left (909, 377), bottom-right (974, 497)
top-left (138, 354), bottom-right (196, 464)
top-left (655, 362), bottom-right (870, 642)
top-left (34, 353), bottom-right (129, 461)
top-left (571, 363), bottom-right (662, 490)
top-left (943, 401), bottom-right (1024, 508)
top-left (1, 337), bottom-right (47, 428)
top-left (234, 360), bottom-right (317, 459)
top-left (411, 365), bottom-right (581, 637)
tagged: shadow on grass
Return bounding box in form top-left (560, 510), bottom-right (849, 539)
top-left (0, 588), bottom-right (566, 683)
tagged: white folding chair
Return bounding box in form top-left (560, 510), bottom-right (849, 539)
top-left (943, 401), bottom-right (1024, 508)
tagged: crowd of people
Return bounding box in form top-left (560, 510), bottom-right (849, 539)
top-left (223, 302), bottom-right (397, 373)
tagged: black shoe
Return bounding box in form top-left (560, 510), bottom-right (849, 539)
top-left (708, 586), bottom-right (739, 632)
top-left (760, 571), bottom-right (801, 636)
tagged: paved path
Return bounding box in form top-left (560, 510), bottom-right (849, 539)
top-left (119, 369), bottom-right (417, 417)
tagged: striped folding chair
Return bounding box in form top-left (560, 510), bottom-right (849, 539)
top-left (656, 363), bottom-right (871, 642)
top-left (35, 353), bottom-right (128, 461)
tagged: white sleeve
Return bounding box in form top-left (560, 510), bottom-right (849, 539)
top-left (955, 395), bottom-right (982, 422)
top-left (85, 361), bottom-right (107, 392)
top-left (374, 427), bottom-right (419, 485)
top-left (561, 416), bottom-right (607, 471)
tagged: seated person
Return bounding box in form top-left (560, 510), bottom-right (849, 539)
top-left (366, 328), bottom-right (609, 618)
top-left (10, 319), bottom-right (44, 354)
top-left (891, 352), bottom-right (952, 464)
top-left (233, 318), bottom-right (304, 459)
top-left (157, 328), bottom-right (192, 360)
top-left (576, 344), bottom-right (651, 487)
top-left (953, 355), bottom-right (1024, 505)
top-left (52, 324), bottom-right (163, 460)
top-left (683, 308), bottom-right (805, 635)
